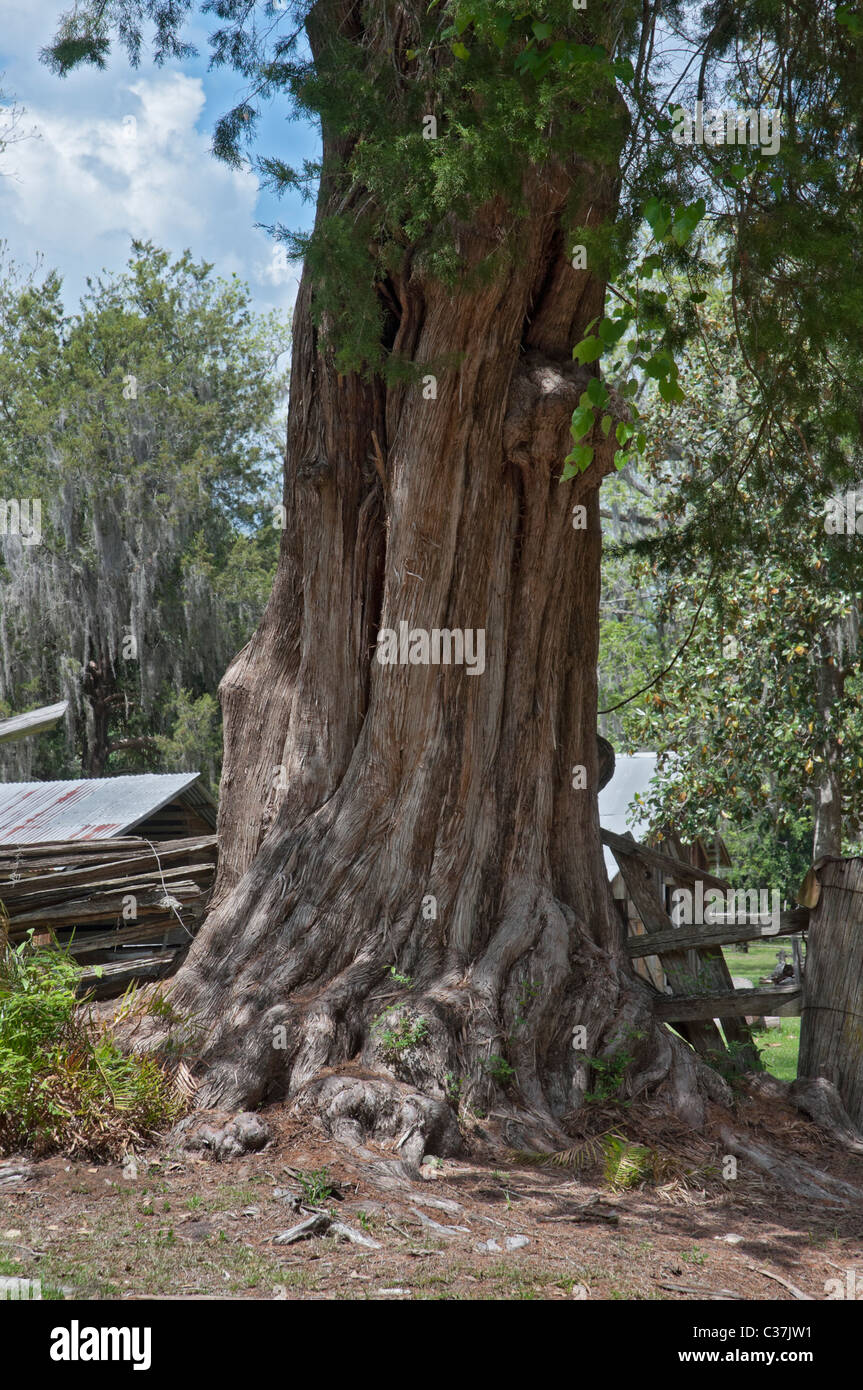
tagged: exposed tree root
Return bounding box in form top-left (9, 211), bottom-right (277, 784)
top-left (789, 1076), bottom-right (863, 1154)
top-left (291, 1072), bottom-right (464, 1174)
top-left (720, 1126), bottom-right (863, 1207)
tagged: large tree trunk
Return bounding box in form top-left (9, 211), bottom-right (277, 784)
top-left (141, 2), bottom-right (722, 1152)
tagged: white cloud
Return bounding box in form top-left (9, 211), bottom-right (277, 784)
top-left (0, 73), bottom-right (293, 311)
top-left (256, 242), bottom-right (301, 293)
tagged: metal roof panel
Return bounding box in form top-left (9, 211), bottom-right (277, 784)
top-left (0, 701), bottom-right (69, 745)
top-left (598, 753), bottom-right (659, 879)
top-left (0, 773), bottom-right (204, 845)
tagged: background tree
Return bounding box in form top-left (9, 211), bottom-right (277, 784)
top-left (601, 282), bottom-right (863, 892)
top-left (0, 242), bottom-right (287, 786)
top-left (42, 1), bottom-right (863, 1153)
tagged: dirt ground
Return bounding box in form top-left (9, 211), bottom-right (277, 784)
top-left (2, 1088), bottom-right (863, 1303)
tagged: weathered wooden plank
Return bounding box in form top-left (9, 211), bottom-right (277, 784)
top-left (656, 985), bottom-right (802, 1023)
top-left (686, 943), bottom-right (760, 1066)
top-left (6, 883), bottom-right (204, 930)
top-left (0, 842), bottom-right (216, 900)
top-left (798, 858), bottom-right (863, 1127)
top-left (601, 828), bottom-right (728, 890)
top-left (626, 909), bottom-right (809, 958)
top-left (61, 918), bottom-right (194, 956)
top-left (0, 834), bottom-right (216, 873)
top-left (77, 950), bottom-right (179, 999)
top-left (1, 861), bottom-right (215, 913)
top-left (612, 848), bottom-right (726, 1056)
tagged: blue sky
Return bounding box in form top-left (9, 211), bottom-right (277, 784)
top-left (0, 0), bottom-right (320, 318)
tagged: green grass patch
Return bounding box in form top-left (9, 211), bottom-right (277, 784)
top-left (723, 938), bottom-right (800, 1082)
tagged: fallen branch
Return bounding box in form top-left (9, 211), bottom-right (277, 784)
top-left (272, 1208), bottom-right (381, 1248)
top-left (748, 1266), bottom-right (813, 1301)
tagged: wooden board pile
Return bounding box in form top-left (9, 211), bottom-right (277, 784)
top-left (0, 835), bottom-right (216, 998)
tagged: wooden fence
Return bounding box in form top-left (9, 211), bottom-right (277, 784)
top-left (602, 828), bottom-right (807, 1071)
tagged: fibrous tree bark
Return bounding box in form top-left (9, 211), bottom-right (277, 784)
top-left (139, 0), bottom-right (728, 1152)
top-left (812, 607), bottom-right (858, 861)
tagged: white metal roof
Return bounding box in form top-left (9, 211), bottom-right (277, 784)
top-left (0, 772), bottom-right (214, 845)
top-left (0, 701), bottom-right (69, 745)
top-left (598, 753), bottom-right (659, 879)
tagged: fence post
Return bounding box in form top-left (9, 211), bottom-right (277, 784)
top-left (798, 858), bottom-right (863, 1126)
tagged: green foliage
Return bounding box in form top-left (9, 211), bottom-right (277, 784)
top-left (444, 1070), bottom-right (463, 1104)
top-left (296, 1167), bottom-right (333, 1206)
top-left (483, 1053), bottom-right (516, 1084)
top-left (509, 1128), bottom-right (690, 1193)
top-left (512, 979), bottom-right (541, 1031)
top-left (601, 1133), bottom-right (652, 1190)
top-left (372, 1005), bottom-right (429, 1061)
top-left (0, 935), bottom-right (185, 1158)
top-left (584, 1049), bottom-right (634, 1105)
top-left (153, 690), bottom-right (222, 796)
top-left (0, 240), bottom-right (287, 780)
top-left (599, 278), bottom-right (863, 888)
top-left (387, 965), bottom-right (414, 989)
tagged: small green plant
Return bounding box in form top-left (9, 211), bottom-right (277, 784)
top-left (707, 1037), bottom-right (765, 1084)
top-left (296, 1168), bottom-right (333, 1206)
top-left (388, 965), bottom-right (414, 989)
top-left (146, 991), bottom-right (182, 1023)
top-left (444, 1071), bottom-right (463, 1104)
top-left (512, 979), bottom-right (542, 1032)
top-left (372, 1006), bottom-right (429, 1061)
top-left (484, 1054), bottom-right (516, 1085)
top-left (0, 934), bottom-right (186, 1158)
top-left (602, 1134), bottom-right (653, 1190)
top-left (680, 1246), bottom-right (707, 1265)
top-left (583, 1028), bottom-right (644, 1104)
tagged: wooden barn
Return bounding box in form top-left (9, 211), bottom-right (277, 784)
top-left (0, 771), bottom-right (217, 999)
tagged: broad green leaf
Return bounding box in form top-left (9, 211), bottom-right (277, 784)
top-left (598, 317), bottom-right (627, 347)
top-left (658, 377), bottom-right (685, 403)
top-left (671, 197), bottom-right (707, 246)
top-left (572, 335), bottom-right (603, 364)
top-left (644, 196), bottom-right (672, 242)
top-left (564, 443), bottom-right (594, 473)
top-left (638, 253), bottom-right (662, 278)
top-left (570, 405), bottom-right (594, 440)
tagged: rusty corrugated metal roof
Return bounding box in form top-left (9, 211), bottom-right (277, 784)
top-left (0, 701), bottom-right (69, 745)
top-left (0, 773), bottom-right (212, 845)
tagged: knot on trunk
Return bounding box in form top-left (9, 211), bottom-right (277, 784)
top-left (503, 350), bottom-right (628, 487)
